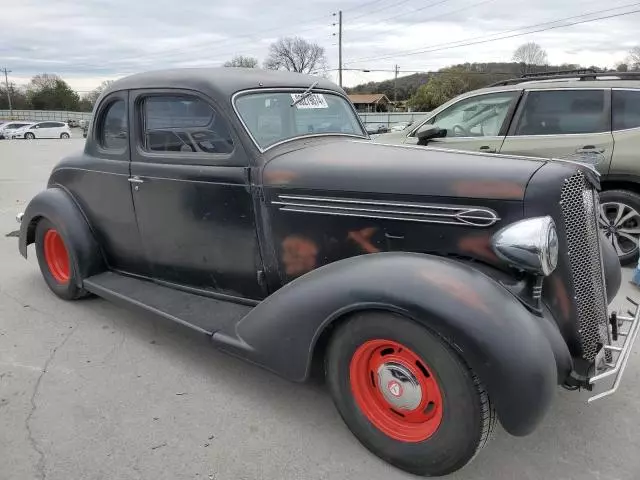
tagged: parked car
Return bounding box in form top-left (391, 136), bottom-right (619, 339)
top-left (12, 121), bottom-right (71, 139)
top-left (389, 121), bottom-right (412, 132)
top-left (16, 68), bottom-right (636, 476)
top-left (0, 121), bottom-right (34, 139)
top-left (373, 71), bottom-right (640, 264)
top-left (67, 119), bottom-right (80, 128)
top-left (366, 123), bottom-right (389, 135)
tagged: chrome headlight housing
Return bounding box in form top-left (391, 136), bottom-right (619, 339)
top-left (491, 216), bottom-right (558, 276)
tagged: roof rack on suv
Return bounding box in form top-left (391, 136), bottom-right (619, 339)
top-left (488, 70), bottom-right (640, 87)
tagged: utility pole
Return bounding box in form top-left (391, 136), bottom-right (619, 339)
top-left (393, 64), bottom-right (399, 105)
top-left (1, 67), bottom-right (12, 116)
top-left (338, 10), bottom-right (343, 88)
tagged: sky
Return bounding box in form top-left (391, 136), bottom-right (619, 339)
top-left (2, 0), bottom-right (640, 94)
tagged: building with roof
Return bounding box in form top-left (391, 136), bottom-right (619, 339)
top-left (348, 94), bottom-right (391, 113)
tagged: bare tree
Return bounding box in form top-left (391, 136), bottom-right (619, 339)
top-left (512, 42), bottom-right (548, 74)
top-left (27, 73), bottom-right (61, 92)
top-left (627, 46), bottom-right (640, 70)
top-left (84, 80), bottom-right (115, 105)
top-left (263, 37), bottom-right (328, 74)
top-left (224, 55), bottom-right (259, 68)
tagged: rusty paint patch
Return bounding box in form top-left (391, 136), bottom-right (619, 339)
top-left (347, 227), bottom-right (381, 253)
top-left (452, 180), bottom-right (524, 200)
top-left (457, 234), bottom-right (499, 263)
top-left (281, 235), bottom-right (319, 277)
top-left (419, 270), bottom-right (491, 315)
top-left (263, 170), bottom-right (299, 185)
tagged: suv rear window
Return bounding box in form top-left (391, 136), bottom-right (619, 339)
top-left (515, 90), bottom-right (607, 136)
top-left (613, 90), bottom-right (640, 131)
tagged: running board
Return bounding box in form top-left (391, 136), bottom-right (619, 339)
top-left (84, 272), bottom-right (253, 335)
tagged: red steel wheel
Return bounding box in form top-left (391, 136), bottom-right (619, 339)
top-left (43, 229), bottom-right (71, 284)
top-left (349, 339), bottom-right (443, 442)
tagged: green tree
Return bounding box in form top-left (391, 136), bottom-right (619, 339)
top-left (0, 82), bottom-right (31, 110)
top-left (27, 74), bottom-right (79, 110)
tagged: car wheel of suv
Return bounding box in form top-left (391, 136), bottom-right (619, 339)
top-left (35, 218), bottom-right (88, 300)
top-left (599, 190), bottom-right (640, 266)
top-left (24, 132), bottom-right (35, 140)
top-left (60, 132), bottom-right (70, 139)
top-left (326, 311), bottom-right (495, 476)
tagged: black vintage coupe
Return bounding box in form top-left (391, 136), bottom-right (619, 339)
top-left (17, 68), bottom-right (639, 476)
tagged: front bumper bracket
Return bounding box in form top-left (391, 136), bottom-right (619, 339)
top-left (588, 296), bottom-right (640, 402)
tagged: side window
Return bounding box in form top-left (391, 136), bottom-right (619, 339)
top-left (30, 125), bottom-right (38, 129)
top-left (613, 90), bottom-right (640, 131)
top-left (100, 99), bottom-right (128, 150)
top-left (429, 92), bottom-right (517, 138)
top-left (515, 90), bottom-right (607, 136)
top-left (142, 95), bottom-right (234, 154)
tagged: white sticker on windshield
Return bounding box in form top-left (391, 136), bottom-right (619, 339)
top-left (291, 93), bottom-right (329, 109)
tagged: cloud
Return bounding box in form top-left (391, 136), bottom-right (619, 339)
top-left (2, 0), bottom-right (639, 91)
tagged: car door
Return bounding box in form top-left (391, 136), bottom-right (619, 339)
top-left (59, 92), bottom-right (149, 275)
top-left (52, 122), bottom-right (65, 137)
top-left (404, 90), bottom-right (521, 153)
top-left (128, 89), bottom-right (265, 301)
top-left (610, 89), bottom-right (640, 177)
top-left (37, 122), bottom-right (54, 138)
top-left (499, 88), bottom-right (614, 172)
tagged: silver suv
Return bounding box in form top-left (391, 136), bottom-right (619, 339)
top-left (374, 70), bottom-right (640, 264)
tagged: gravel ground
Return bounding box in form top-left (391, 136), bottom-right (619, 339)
top-left (1, 138), bottom-right (639, 480)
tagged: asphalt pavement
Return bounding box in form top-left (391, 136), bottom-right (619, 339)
top-left (1, 138), bottom-right (639, 480)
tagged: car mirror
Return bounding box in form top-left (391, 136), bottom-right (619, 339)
top-left (415, 124), bottom-right (445, 142)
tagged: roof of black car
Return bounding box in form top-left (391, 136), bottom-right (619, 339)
top-left (105, 68), bottom-right (341, 102)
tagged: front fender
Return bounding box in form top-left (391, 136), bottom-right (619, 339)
top-left (19, 187), bottom-right (105, 286)
top-left (213, 252), bottom-right (560, 437)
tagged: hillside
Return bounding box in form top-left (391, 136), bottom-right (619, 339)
top-left (344, 62), bottom-right (591, 101)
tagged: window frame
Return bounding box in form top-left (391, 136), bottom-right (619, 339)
top-left (406, 89), bottom-right (523, 139)
top-left (232, 87), bottom-right (368, 153)
top-left (507, 87), bottom-right (612, 137)
top-left (131, 88), bottom-right (242, 166)
top-left (90, 91), bottom-right (130, 162)
top-left (612, 88), bottom-right (640, 133)
top-left (95, 95), bottom-right (129, 153)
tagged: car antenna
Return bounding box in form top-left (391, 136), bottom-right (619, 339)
top-left (291, 81), bottom-right (319, 107)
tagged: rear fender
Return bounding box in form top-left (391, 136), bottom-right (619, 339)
top-left (213, 252), bottom-right (560, 437)
top-left (19, 187), bottom-right (105, 286)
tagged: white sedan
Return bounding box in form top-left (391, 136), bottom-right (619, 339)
top-left (12, 121), bottom-right (72, 139)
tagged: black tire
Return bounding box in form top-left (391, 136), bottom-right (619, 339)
top-left (35, 218), bottom-right (88, 300)
top-left (326, 312), bottom-right (495, 476)
top-left (60, 132), bottom-right (70, 139)
top-left (599, 189), bottom-right (640, 266)
top-left (25, 132), bottom-right (35, 140)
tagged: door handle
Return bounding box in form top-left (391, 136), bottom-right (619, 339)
top-left (575, 146), bottom-right (605, 154)
top-left (128, 176), bottom-right (144, 184)
top-left (479, 146), bottom-right (496, 153)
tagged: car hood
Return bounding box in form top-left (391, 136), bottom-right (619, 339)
top-left (262, 138), bottom-right (546, 201)
top-left (370, 130), bottom-right (408, 144)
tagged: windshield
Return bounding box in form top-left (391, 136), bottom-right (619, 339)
top-left (235, 91), bottom-right (366, 150)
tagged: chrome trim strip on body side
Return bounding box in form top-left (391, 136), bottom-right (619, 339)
top-left (272, 194), bottom-right (500, 227)
top-left (588, 297), bottom-right (640, 402)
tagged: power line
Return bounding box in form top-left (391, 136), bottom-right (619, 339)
top-left (348, 0), bottom-right (424, 22)
top-left (346, 2), bottom-right (640, 64)
top-left (345, 0), bottom-right (498, 41)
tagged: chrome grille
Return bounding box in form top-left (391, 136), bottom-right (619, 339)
top-left (560, 172), bottom-right (608, 361)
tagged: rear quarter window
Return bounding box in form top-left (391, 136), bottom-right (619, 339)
top-left (613, 90), bottom-right (640, 131)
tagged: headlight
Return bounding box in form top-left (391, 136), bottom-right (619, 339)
top-left (491, 216), bottom-right (558, 276)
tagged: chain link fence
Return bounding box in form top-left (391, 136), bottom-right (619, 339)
top-left (1, 110), bottom-right (431, 131)
top-left (0, 110), bottom-right (93, 122)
